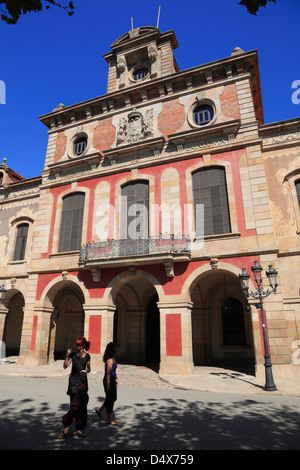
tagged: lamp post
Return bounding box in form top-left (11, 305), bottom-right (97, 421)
top-left (239, 261), bottom-right (278, 391)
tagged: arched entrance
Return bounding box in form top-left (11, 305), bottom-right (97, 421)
top-left (190, 269), bottom-right (255, 373)
top-left (49, 283), bottom-right (85, 360)
top-left (146, 293), bottom-right (160, 365)
top-left (112, 273), bottom-right (159, 366)
top-left (3, 290), bottom-right (24, 356)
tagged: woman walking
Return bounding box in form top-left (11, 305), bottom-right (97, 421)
top-left (58, 336), bottom-right (91, 439)
top-left (95, 342), bottom-right (118, 425)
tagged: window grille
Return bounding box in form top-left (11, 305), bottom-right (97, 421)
top-left (133, 68), bottom-right (148, 81)
top-left (74, 136), bottom-right (87, 156)
top-left (193, 105), bottom-right (214, 126)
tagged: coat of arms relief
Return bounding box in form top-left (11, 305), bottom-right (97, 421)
top-left (117, 108), bottom-right (153, 145)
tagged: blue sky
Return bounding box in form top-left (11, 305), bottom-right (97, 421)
top-left (0, 0), bottom-right (299, 179)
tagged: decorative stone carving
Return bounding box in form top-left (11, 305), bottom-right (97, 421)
top-left (117, 55), bottom-right (127, 88)
top-left (117, 108), bottom-right (153, 145)
top-left (210, 258), bottom-right (219, 270)
top-left (148, 44), bottom-right (158, 76)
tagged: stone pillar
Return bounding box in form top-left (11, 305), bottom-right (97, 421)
top-left (158, 300), bottom-right (194, 375)
top-left (0, 306), bottom-right (8, 342)
top-left (83, 303), bottom-right (116, 369)
top-left (20, 306), bottom-right (54, 366)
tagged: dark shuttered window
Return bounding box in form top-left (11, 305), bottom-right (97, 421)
top-left (14, 223), bottom-right (29, 261)
top-left (121, 181), bottom-right (149, 240)
top-left (192, 167), bottom-right (231, 237)
top-left (58, 193), bottom-right (85, 252)
top-left (295, 180), bottom-right (300, 209)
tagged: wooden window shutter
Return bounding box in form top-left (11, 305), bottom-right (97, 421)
top-left (58, 193), bottom-right (85, 252)
top-left (121, 181), bottom-right (149, 240)
top-left (296, 180), bottom-right (300, 208)
top-left (192, 167), bottom-right (231, 236)
top-left (14, 223), bottom-right (29, 261)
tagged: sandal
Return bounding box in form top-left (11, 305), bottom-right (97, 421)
top-left (107, 420), bottom-right (118, 425)
top-left (95, 408), bottom-right (102, 420)
top-left (57, 426), bottom-right (69, 439)
top-left (74, 430), bottom-right (86, 438)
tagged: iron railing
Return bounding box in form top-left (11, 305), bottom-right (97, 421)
top-left (79, 235), bottom-right (191, 262)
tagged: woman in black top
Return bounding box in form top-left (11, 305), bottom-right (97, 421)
top-left (58, 336), bottom-right (91, 439)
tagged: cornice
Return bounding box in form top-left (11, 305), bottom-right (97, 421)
top-left (39, 49), bottom-right (262, 132)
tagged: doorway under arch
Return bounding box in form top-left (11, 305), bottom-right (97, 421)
top-left (112, 274), bottom-right (159, 366)
top-left (50, 284), bottom-right (85, 360)
top-left (3, 290), bottom-right (25, 356)
top-left (146, 293), bottom-right (160, 365)
top-left (190, 269), bottom-right (255, 374)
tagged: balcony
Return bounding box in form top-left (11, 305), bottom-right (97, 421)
top-left (79, 235), bottom-right (191, 279)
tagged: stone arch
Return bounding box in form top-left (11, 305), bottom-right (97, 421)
top-left (102, 268), bottom-right (164, 305)
top-left (38, 273), bottom-right (90, 309)
top-left (37, 275), bottom-right (89, 361)
top-left (182, 261), bottom-right (255, 372)
top-left (2, 289), bottom-right (25, 356)
top-left (103, 269), bottom-right (163, 364)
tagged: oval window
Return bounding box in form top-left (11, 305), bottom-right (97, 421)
top-left (74, 136), bottom-right (87, 156)
top-left (133, 68), bottom-right (149, 81)
top-left (193, 105), bottom-right (214, 126)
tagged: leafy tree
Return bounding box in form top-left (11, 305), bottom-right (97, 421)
top-left (0, 0), bottom-right (74, 24)
top-left (239, 0), bottom-right (276, 15)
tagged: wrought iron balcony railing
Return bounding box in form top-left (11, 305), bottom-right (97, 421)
top-left (79, 235), bottom-right (191, 263)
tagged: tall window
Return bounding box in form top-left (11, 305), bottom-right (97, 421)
top-left (58, 193), bottom-right (85, 252)
top-left (14, 223), bottom-right (29, 261)
top-left (221, 298), bottom-right (246, 346)
top-left (0, 172), bottom-right (3, 186)
top-left (192, 167), bottom-right (231, 237)
top-left (120, 181), bottom-right (149, 240)
top-left (295, 179), bottom-right (300, 209)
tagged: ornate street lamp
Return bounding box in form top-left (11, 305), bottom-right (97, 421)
top-left (239, 261), bottom-right (278, 391)
top-left (0, 284), bottom-right (6, 304)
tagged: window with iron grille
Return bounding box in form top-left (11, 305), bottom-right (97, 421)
top-left (193, 105), bottom-right (214, 126)
top-left (133, 68), bottom-right (149, 81)
top-left (74, 136), bottom-right (87, 156)
top-left (13, 223), bottom-right (29, 261)
top-left (192, 167), bottom-right (231, 237)
top-left (58, 193), bottom-right (85, 252)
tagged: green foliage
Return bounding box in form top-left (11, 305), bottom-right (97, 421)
top-left (0, 0), bottom-right (74, 24)
top-left (239, 0), bottom-right (276, 15)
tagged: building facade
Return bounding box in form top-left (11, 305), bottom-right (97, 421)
top-left (0, 26), bottom-right (299, 378)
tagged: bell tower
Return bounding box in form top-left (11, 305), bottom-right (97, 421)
top-left (103, 26), bottom-right (179, 92)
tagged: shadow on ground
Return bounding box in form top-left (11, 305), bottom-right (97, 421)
top-left (1, 392), bottom-right (300, 450)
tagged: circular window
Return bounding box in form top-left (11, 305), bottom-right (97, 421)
top-left (133, 68), bottom-right (149, 81)
top-left (73, 136), bottom-right (87, 156)
top-left (193, 105), bottom-right (214, 126)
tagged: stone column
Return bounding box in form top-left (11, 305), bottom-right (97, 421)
top-left (83, 303), bottom-right (116, 369)
top-left (158, 300), bottom-right (194, 375)
top-left (0, 306), bottom-right (8, 342)
top-left (20, 306), bottom-right (54, 366)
